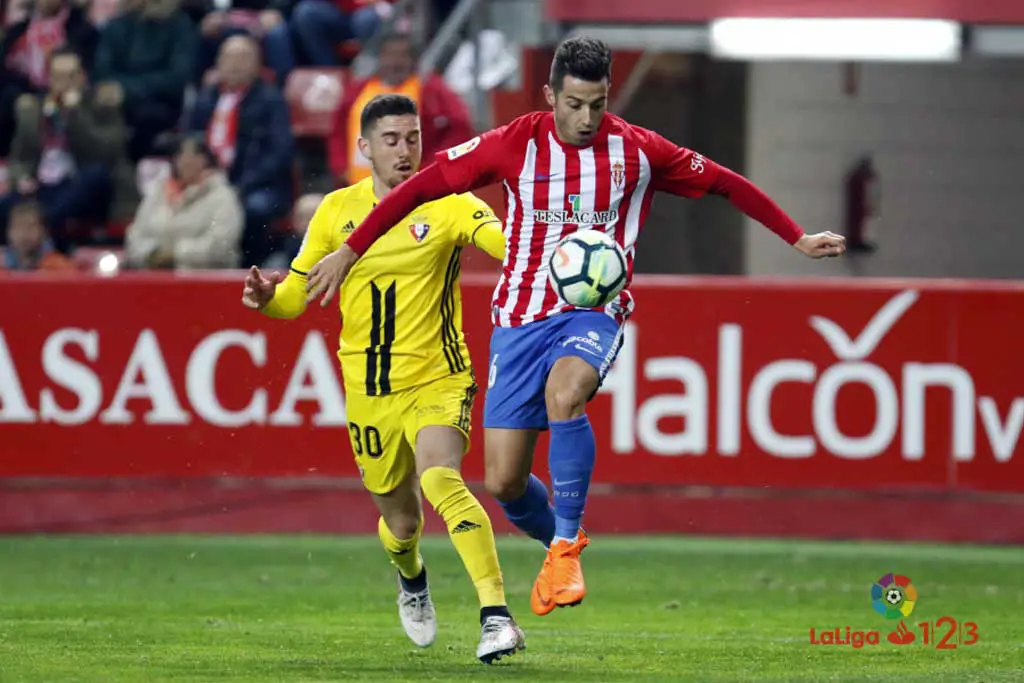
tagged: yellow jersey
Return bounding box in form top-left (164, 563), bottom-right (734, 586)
top-left (262, 177), bottom-right (505, 396)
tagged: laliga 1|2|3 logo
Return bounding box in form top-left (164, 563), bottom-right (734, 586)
top-left (809, 573), bottom-right (981, 650)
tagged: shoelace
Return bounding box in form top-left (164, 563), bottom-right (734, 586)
top-left (481, 616), bottom-right (510, 635)
top-left (399, 591), bottom-right (432, 623)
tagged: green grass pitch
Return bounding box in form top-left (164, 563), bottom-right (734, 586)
top-left (1, 534), bottom-right (1023, 682)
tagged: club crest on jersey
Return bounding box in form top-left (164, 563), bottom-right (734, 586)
top-left (611, 160), bottom-right (626, 190)
top-left (409, 222), bottom-right (430, 242)
top-left (532, 193), bottom-right (618, 226)
top-left (446, 136), bottom-right (480, 160)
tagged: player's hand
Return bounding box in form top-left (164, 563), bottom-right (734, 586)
top-left (241, 265), bottom-right (282, 310)
top-left (305, 244), bottom-right (358, 307)
top-left (794, 232), bottom-right (846, 259)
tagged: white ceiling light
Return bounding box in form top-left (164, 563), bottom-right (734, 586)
top-left (710, 18), bottom-right (962, 62)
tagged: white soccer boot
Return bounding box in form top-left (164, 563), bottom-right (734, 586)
top-left (476, 615), bottom-right (526, 664)
top-left (396, 576), bottom-right (437, 648)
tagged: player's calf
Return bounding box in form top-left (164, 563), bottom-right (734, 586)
top-left (416, 426), bottom-right (520, 631)
top-left (485, 428), bottom-right (556, 548)
top-left (545, 357), bottom-right (599, 545)
top-left (420, 465), bottom-right (508, 612)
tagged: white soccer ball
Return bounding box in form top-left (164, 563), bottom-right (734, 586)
top-left (548, 229), bottom-right (627, 309)
top-left (886, 589), bottom-right (902, 605)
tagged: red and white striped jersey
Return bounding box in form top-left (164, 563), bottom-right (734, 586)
top-left (434, 111), bottom-right (721, 328)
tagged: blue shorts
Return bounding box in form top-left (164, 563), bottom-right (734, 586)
top-left (483, 310), bottom-right (625, 430)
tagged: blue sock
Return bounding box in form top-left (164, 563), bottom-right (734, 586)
top-left (549, 414), bottom-right (596, 542)
top-left (498, 473), bottom-right (555, 547)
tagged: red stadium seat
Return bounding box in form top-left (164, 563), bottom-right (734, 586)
top-left (285, 68), bottom-right (347, 139)
top-left (336, 39), bottom-right (362, 63)
top-left (104, 220), bottom-right (129, 242)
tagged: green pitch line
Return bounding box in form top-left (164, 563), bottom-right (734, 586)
top-left (1, 535), bottom-right (1022, 682)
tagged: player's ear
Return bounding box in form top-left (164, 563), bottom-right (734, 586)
top-left (543, 84), bottom-right (556, 109)
top-left (357, 136), bottom-right (371, 162)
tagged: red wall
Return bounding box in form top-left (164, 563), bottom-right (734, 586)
top-left (2, 272), bottom-right (1023, 541)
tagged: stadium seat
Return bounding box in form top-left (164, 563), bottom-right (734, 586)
top-left (285, 68), bottom-right (347, 139)
top-left (337, 39), bottom-right (362, 63)
top-left (103, 220), bottom-right (130, 242)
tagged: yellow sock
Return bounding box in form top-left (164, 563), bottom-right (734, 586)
top-left (377, 514), bottom-right (424, 580)
top-left (420, 466), bottom-right (506, 607)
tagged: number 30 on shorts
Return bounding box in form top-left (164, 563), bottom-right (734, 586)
top-left (348, 422), bottom-right (383, 458)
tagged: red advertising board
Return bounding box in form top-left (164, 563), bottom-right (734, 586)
top-left (1, 272), bottom-right (1023, 494)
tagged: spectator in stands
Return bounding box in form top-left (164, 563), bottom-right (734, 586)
top-left (1, 47), bottom-right (137, 252)
top-left (261, 191), bottom-right (321, 270)
top-left (125, 134), bottom-right (243, 269)
top-left (328, 31), bottom-right (473, 186)
top-left (195, 0), bottom-right (297, 85)
top-left (289, 0), bottom-right (389, 66)
top-left (92, 0), bottom-right (198, 161)
top-left (0, 0), bottom-right (100, 157)
top-left (188, 34), bottom-right (294, 266)
top-left (1, 198), bottom-right (75, 271)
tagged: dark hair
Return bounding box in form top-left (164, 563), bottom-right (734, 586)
top-left (378, 31), bottom-right (416, 52)
top-left (175, 133), bottom-right (217, 169)
top-left (360, 94), bottom-right (418, 135)
top-left (549, 36), bottom-right (612, 91)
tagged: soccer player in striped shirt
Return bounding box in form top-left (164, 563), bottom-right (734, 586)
top-left (305, 37), bottom-right (846, 616)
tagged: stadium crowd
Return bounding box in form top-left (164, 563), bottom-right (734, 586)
top-left (0, 0), bottom-right (475, 271)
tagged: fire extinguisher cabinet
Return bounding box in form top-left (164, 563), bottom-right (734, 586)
top-left (845, 156), bottom-right (879, 252)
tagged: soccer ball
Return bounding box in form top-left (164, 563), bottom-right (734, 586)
top-left (548, 230), bottom-right (627, 309)
top-left (886, 589), bottom-right (903, 605)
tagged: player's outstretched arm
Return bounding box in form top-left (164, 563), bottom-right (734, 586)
top-left (305, 164), bottom-right (456, 306)
top-left (306, 128), bottom-right (513, 306)
top-left (645, 129), bottom-right (845, 259)
top-left (707, 167), bottom-right (846, 259)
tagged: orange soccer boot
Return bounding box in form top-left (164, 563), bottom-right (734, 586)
top-left (530, 531), bottom-right (590, 616)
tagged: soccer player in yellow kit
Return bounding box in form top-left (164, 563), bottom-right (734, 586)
top-left (240, 94), bottom-right (525, 664)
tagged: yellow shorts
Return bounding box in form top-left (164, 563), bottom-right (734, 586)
top-left (345, 370), bottom-right (478, 495)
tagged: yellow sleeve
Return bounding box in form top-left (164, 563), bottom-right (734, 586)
top-left (261, 195), bottom-right (341, 319)
top-left (450, 193), bottom-right (506, 261)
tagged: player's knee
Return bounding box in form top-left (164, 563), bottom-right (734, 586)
top-left (414, 426), bottom-right (465, 474)
top-left (545, 359), bottom-right (598, 421)
top-left (545, 383), bottom-right (588, 422)
top-left (484, 470), bottom-right (527, 503)
top-left (382, 511), bottom-right (420, 540)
